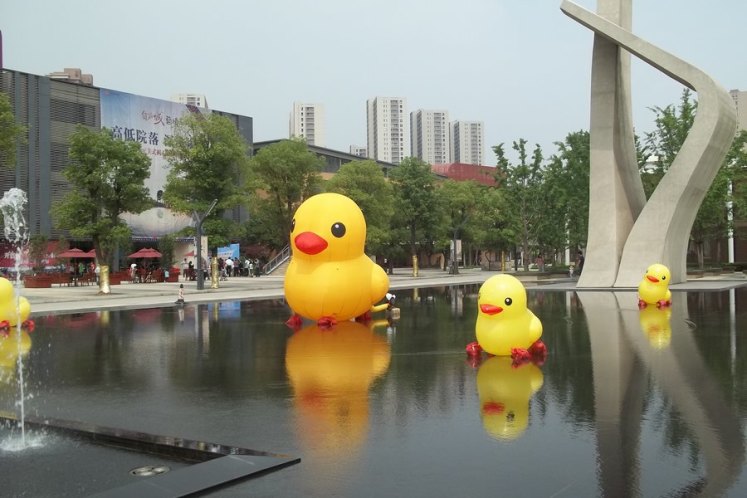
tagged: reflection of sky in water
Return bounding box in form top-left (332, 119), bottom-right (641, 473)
top-left (1, 287), bottom-right (746, 496)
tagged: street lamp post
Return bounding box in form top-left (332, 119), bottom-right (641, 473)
top-left (194, 198), bottom-right (218, 291)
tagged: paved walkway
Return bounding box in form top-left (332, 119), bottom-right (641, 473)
top-left (19, 267), bottom-right (747, 316)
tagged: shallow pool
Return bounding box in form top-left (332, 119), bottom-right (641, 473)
top-left (2, 285), bottom-right (747, 497)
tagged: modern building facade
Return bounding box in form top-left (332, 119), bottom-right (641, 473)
top-left (170, 93), bottom-right (209, 109)
top-left (410, 109), bottom-right (450, 165)
top-left (48, 67), bottom-right (94, 86)
top-left (366, 97), bottom-right (408, 165)
top-left (253, 140), bottom-right (396, 179)
top-left (289, 102), bottom-right (325, 147)
top-left (1, 68), bottom-right (252, 240)
top-left (450, 120), bottom-right (484, 165)
top-left (431, 162), bottom-right (497, 187)
top-left (349, 145), bottom-right (367, 157)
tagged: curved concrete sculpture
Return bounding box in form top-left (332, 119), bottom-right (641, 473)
top-left (562, 0), bottom-right (737, 287)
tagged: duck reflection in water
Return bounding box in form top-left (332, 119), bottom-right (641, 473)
top-left (475, 356), bottom-right (544, 441)
top-left (285, 321), bottom-right (391, 458)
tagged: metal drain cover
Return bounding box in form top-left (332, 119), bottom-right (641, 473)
top-left (130, 465), bottom-right (171, 477)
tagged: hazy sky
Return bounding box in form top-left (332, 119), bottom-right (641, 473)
top-left (1, 0), bottom-right (745, 164)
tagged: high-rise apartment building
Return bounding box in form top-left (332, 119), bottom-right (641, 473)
top-left (289, 102), bottom-right (326, 147)
top-left (731, 90), bottom-right (747, 132)
top-left (170, 93), bottom-right (209, 108)
top-left (366, 97), bottom-right (408, 165)
top-left (411, 109), bottom-right (450, 165)
top-left (450, 121), bottom-right (484, 165)
top-left (349, 145), bottom-right (367, 157)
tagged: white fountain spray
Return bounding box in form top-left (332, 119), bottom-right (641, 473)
top-left (0, 188), bottom-right (30, 446)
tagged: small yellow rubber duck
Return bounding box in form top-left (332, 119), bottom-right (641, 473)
top-left (471, 274), bottom-right (544, 359)
top-left (284, 193), bottom-right (389, 325)
top-left (638, 263), bottom-right (672, 309)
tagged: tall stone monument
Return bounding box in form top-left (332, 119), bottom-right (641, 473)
top-left (561, 0), bottom-right (737, 287)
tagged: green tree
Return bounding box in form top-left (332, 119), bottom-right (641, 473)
top-left (28, 234), bottom-right (48, 274)
top-left (389, 157), bottom-right (441, 273)
top-left (325, 159), bottom-right (394, 254)
top-left (493, 139), bottom-right (544, 270)
top-left (158, 233), bottom-right (176, 271)
top-left (163, 113), bottom-right (251, 248)
top-left (247, 138), bottom-right (324, 249)
top-left (438, 180), bottom-right (481, 274)
top-left (0, 91), bottom-right (25, 169)
top-left (52, 126), bottom-right (151, 292)
top-left (472, 186), bottom-right (516, 268)
top-left (545, 130), bottom-right (590, 258)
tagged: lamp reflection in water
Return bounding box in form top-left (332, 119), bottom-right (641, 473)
top-left (285, 321), bottom-right (390, 465)
top-left (578, 291), bottom-right (744, 497)
top-left (475, 356), bottom-right (543, 440)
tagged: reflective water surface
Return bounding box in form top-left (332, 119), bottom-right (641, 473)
top-left (2, 286), bottom-right (747, 497)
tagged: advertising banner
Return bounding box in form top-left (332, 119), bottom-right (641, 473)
top-left (217, 243), bottom-right (240, 260)
top-left (100, 89), bottom-right (209, 198)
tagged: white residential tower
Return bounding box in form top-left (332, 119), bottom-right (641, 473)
top-left (289, 102), bottom-right (326, 147)
top-left (450, 121), bottom-right (485, 165)
top-left (366, 97), bottom-right (408, 165)
top-left (411, 109), bottom-right (450, 165)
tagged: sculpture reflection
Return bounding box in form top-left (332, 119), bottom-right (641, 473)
top-left (578, 291), bottom-right (744, 497)
top-left (475, 356), bottom-right (543, 440)
top-left (285, 322), bottom-right (391, 459)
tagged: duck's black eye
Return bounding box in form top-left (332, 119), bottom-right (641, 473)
top-left (331, 222), bottom-right (346, 238)
top-left (291, 219), bottom-right (295, 233)
top-left (504, 297), bottom-right (512, 306)
top-left (661, 275), bottom-right (666, 280)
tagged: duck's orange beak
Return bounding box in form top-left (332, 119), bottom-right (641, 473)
top-left (646, 275), bottom-right (659, 283)
top-left (482, 401), bottom-right (505, 414)
top-left (295, 232), bottom-right (328, 255)
top-left (480, 304), bottom-right (503, 315)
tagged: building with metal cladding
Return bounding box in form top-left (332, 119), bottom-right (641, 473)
top-left (253, 140), bottom-right (396, 179)
top-left (0, 68), bottom-right (253, 241)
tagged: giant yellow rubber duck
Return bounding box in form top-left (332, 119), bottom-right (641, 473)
top-left (468, 274), bottom-right (544, 360)
top-left (476, 356), bottom-right (543, 440)
top-left (284, 193), bottom-right (389, 325)
top-left (638, 263), bottom-right (672, 309)
top-left (0, 277), bottom-right (31, 329)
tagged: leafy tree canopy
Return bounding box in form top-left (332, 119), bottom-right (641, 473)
top-left (163, 112), bottom-right (251, 247)
top-left (52, 126), bottom-right (151, 278)
top-left (247, 138), bottom-right (324, 248)
top-left (325, 159), bottom-right (394, 252)
top-left (0, 91), bottom-right (25, 169)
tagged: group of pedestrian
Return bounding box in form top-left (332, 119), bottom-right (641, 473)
top-left (180, 256), bottom-right (263, 281)
top-left (217, 256), bottom-right (262, 278)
